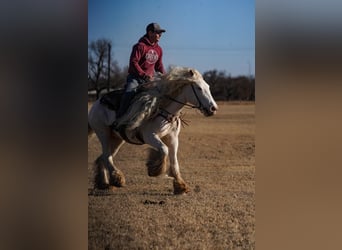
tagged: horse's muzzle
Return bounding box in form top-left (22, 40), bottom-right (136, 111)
top-left (203, 104), bottom-right (218, 116)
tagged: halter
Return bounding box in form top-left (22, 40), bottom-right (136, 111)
top-left (164, 83), bottom-right (204, 111)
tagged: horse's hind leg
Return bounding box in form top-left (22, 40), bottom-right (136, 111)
top-left (94, 128), bottom-right (126, 189)
top-left (107, 132), bottom-right (126, 187)
top-left (94, 155), bottom-right (111, 189)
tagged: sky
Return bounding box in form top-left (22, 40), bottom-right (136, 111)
top-left (88, 0), bottom-right (255, 77)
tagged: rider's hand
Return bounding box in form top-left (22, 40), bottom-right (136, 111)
top-left (142, 74), bottom-right (152, 82)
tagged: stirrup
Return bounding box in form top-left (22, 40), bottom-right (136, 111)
top-left (111, 121), bottom-right (127, 132)
top-left (111, 121), bottom-right (119, 131)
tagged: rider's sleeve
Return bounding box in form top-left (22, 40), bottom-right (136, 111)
top-left (129, 44), bottom-right (146, 77)
top-left (155, 47), bottom-right (165, 75)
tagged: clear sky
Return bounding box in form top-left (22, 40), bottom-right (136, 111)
top-left (88, 0), bottom-right (255, 76)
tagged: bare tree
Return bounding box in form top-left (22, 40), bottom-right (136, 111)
top-left (203, 70), bottom-right (255, 101)
top-left (88, 38), bottom-right (111, 99)
top-left (203, 70), bottom-right (230, 100)
top-left (110, 62), bottom-right (126, 90)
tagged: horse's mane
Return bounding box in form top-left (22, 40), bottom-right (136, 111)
top-left (157, 66), bottom-right (202, 96)
top-left (121, 67), bottom-right (203, 130)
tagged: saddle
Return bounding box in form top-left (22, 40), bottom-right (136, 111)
top-left (99, 86), bottom-right (149, 111)
top-left (99, 89), bottom-right (145, 145)
top-left (99, 89), bottom-right (124, 110)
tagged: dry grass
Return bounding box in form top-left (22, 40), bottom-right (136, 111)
top-left (88, 101), bottom-right (255, 249)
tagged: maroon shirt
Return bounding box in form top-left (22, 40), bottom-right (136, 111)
top-left (128, 35), bottom-right (165, 78)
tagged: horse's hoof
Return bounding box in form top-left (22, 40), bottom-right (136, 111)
top-left (94, 160), bottom-right (111, 189)
top-left (173, 180), bottom-right (190, 195)
top-left (111, 170), bottom-right (126, 187)
top-left (147, 164), bottom-right (166, 177)
top-left (146, 149), bottom-right (167, 177)
top-left (146, 159), bottom-right (167, 177)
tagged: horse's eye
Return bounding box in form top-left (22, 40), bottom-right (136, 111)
top-left (197, 87), bottom-right (202, 91)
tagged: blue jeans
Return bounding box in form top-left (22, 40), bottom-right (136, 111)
top-left (116, 75), bottom-right (145, 118)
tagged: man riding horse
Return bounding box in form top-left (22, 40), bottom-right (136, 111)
top-left (89, 66), bottom-right (218, 194)
top-left (113, 22), bottom-right (166, 130)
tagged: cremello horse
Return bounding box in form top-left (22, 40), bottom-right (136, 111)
top-left (88, 67), bottom-right (218, 194)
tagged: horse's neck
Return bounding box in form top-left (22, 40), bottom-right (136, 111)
top-left (162, 91), bottom-right (186, 116)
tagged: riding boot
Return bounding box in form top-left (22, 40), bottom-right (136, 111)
top-left (112, 91), bottom-right (136, 130)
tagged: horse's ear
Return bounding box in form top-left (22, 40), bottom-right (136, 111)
top-left (189, 69), bottom-right (194, 77)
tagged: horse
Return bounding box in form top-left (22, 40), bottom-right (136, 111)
top-left (88, 67), bottom-right (218, 194)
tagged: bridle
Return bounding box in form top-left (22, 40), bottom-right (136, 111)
top-left (164, 83), bottom-right (204, 111)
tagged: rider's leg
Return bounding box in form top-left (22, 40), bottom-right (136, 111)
top-left (116, 91), bottom-right (136, 118)
top-left (116, 75), bottom-right (139, 119)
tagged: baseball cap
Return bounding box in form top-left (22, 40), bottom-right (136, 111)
top-left (146, 23), bottom-right (166, 33)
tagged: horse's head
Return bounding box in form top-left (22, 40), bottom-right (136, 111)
top-left (168, 67), bottom-right (218, 116)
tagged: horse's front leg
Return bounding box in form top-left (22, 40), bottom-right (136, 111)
top-left (162, 133), bottom-right (190, 195)
top-left (144, 133), bottom-right (169, 177)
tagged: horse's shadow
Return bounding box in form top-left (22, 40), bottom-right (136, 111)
top-left (88, 188), bottom-right (174, 197)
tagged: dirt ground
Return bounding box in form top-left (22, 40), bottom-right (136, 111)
top-left (88, 102), bottom-right (255, 249)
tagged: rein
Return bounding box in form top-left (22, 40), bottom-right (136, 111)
top-left (164, 84), bottom-right (203, 110)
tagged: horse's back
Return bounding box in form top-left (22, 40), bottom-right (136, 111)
top-left (88, 99), bottom-right (117, 129)
top-left (99, 89), bottom-right (124, 110)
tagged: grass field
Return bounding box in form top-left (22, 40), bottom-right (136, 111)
top-left (88, 101), bottom-right (255, 249)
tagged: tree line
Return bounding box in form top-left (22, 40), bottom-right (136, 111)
top-left (88, 39), bottom-right (255, 101)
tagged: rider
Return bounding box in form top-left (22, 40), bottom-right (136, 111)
top-left (114, 22), bottom-right (166, 129)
